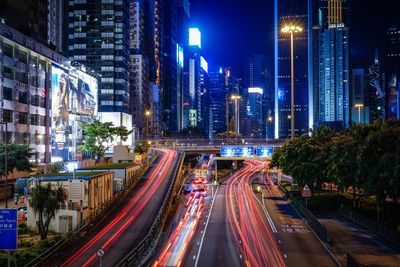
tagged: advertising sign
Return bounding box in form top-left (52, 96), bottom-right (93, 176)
top-left (51, 65), bottom-right (98, 161)
top-left (256, 146), bottom-right (274, 157)
top-left (0, 209), bottom-right (18, 250)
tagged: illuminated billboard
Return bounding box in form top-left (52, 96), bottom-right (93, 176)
top-left (256, 146), bottom-right (274, 157)
top-left (51, 64), bottom-right (98, 161)
top-left (248, 87), bottom-right (263, 95)
top-left (177, 44), bottom-right (184, 68)
top-left (189, 28), bottom-right (201, 48)
top-left (221, 146), bottom-right (254, 157)
top-left (200, 56), bottom-right (208, 73)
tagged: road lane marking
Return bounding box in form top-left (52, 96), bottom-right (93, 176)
top-left (194, 186), bottom-right (219, 267)
top-left (251, 185), bottom-right (278, 233)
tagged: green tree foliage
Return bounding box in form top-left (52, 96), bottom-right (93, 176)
top-left (80, 120), bottom-right (133, 161)
top-left (271, 121), bottom-right (400, 223)
top-left (29, 183), bottom-right (67, 240)
top-left (0, 144), bottom-right (33, 176)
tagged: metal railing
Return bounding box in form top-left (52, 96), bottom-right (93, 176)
top-left (339, 206), bottom-right (400, 246)
top-left (24, 156), bottom-right (158, 267)
top-left (346, 250), bottom-right (362, 267)
top-left (277, 183), bottom-right (332, 243)
top-left (116, 150), bottom-right (185, 267)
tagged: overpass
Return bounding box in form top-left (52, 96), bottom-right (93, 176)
top-left (181, 141), bottom-right (285, 155)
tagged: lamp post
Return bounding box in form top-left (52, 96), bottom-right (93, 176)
top-left (355, 104), bottom-right (364, 124)
top-left (281, 24), bottom-right (303, 139)
top-left (145, 110), bottom-right (151, 140)
top-left (231, 95), bottom-right (241, 134)
top-left (1, 122), bottom-right (8, 208)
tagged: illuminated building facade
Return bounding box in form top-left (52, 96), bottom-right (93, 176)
top-left (0, 23), bottom-right (98, 165)
top-left (313, 0), bottom-right (350, 129)
top-left (274, 0), bottom-right (312, 138)
top-left (208, 67), bottom-right (228, 139)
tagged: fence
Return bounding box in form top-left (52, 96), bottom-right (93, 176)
top-left (339, 206), bottom-right (400, 246)
top-left (346, 250), bottom-right (362, 267)
top-left (24, 156), bottom-right (157, 267)
top-left (116, 150), bottom-right (185, 267)
top-left (277, 183), bottom-right (332, 243)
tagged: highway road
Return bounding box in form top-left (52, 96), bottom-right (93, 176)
top-left (47, 148), bottom-right (178, 267)
top-left (180, 159), bottom-right (337, 267)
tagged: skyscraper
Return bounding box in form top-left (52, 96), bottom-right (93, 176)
top-left (67, 0), bottom-right (133, 141)
top-left (208, 67), bottom-right (227, 139)
top-left (351, 68), bottom-right (369, 124)
top-left (313, 0), bottom-right (350, 129)
top-left (274, 0), bottom-right (311, 139)
top-left (244, 55), bottom-right (273, 139)
top-left (0, 0), bottom-right (48, 45)
top-left (130, 0), bottom-right (151, 138)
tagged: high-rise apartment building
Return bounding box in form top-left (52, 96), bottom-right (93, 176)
top-left (274, 0), bottom-right (312, 138)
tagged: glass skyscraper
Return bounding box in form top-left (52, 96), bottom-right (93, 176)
top-left (274, 0), bottom-right (312, 139)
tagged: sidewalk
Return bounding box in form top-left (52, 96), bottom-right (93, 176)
top-left (319, 214), bottom-right (400, 267)
top-left (0, 198), bottom-right (26, 209)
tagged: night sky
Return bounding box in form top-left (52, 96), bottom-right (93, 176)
top-left (190, 0), bottom-right (399, 76)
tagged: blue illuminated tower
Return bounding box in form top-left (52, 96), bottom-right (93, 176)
top-left (274, 0), bottom-right (313, 138)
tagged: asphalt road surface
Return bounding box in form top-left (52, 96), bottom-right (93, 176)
top-left (46, 149), bottom-right (178, 267)
top-left (179, 159), bottom-right (337, 267)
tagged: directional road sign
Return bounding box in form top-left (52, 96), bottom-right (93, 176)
top-left (0, 209), bottom-right (18, 250)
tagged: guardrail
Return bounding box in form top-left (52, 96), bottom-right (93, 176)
top-left (277, 183), bottom-right (332, 243)
top-left (116, 150), bottom-right (185, 267)
top-left (339, 206), bottom-right (400, 246)
top-left (24, 156), bottom-right (158, 267)
top-left (346, 250), bottom-right (362, 267)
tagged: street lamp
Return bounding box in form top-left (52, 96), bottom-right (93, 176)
top-left (1, 122), bottom-right (8, 208)
top-left (355, 104), bottom-right (364, 124)
top-left (145, 110), bottom-right (151, 140)
top-left (281, 24), bottom-right (303, 139)
top-left (231, 94), bottom-right (242, 134)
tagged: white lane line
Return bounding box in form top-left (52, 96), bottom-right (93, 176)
top-left (194, 187), bottom-right (219, 267)
top-left (251, 185), bottom-right (278, 233)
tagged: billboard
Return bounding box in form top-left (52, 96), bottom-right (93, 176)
top-left (177, 44), bottom-right (184, 68)
top-left (189, 28), bottom-right (201, 48)
top-left (221, 146), bottom-right (254, 157)
top-left (256, 146), bottom-right (274, 157)
top-left (51, 65), bottom-right (98, 161)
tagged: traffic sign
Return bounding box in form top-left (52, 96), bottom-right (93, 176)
top-left (0, 209), bottom-right (18, 250)
top-left (301, 185), bottom-right (312, 198)
top-left (97, 248), bottom-right (105, 258)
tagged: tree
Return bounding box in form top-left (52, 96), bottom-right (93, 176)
top-left (30, 183), bottom-right (67, 239)
top-left (0, 144), bottom-right (33, 176)
top-left (80, 120), bottom-right (133, 162)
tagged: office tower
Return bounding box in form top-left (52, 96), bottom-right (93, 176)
top-left (312, 0), bottom-right (350, 130)
top-left (351, 68), bottom-right (369, 124)
top-left (48, 0), bottom-right (68, 54)
top-left (384, 23), bottom-right (400, 120)
top-left (244, 55), bottom-right (273, 139)
top-left (208, 67), bottom-right (228, 139)
top-left (274, 0), bottom-right (311, 139)
top-left (368, 51), bottom-right (386, 121)
top-left (130, 0), bottom-right (151, 139)
top-left (0, 0), bottom-right (48, 45)
top-left (67, 0), bottom-right (133, 142)
top-left (245, 88), bottom-right (264, 138)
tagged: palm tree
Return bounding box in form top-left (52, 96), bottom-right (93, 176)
top-left (30, 183), bottom-right (68, 239)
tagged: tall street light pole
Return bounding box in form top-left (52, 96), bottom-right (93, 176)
top-left (355, 104), bottom-right (364, 124)
top-left (145, 110), bottom-right (151, 141)
top-left (231, 95), bottom-right (241, 133)
top-left (281, 24), bottom-right (303, 139)
top-left (1, 122), bottom-right (8, 208)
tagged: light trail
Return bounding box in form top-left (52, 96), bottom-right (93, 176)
top-left (155, 192), bottom-right (204, 267)
top-left (225, 160), bottom-right (286, 267)
top-left (61, 149), bottom-right (177, 267)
